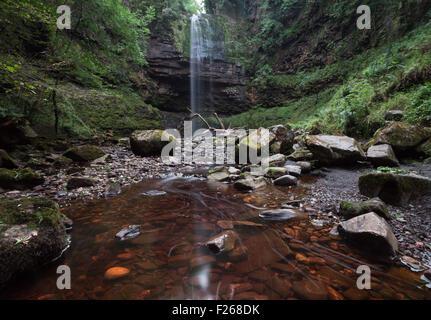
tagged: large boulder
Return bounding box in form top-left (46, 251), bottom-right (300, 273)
top-left (305, 135), bottom-right (366, 165)
top-left (338, 212), bottom-right (398, 256)
top-left (0, 197), bottom-right (70, 287)
top-left (130, 130), bottom-right (175, 157)
top-left (370, 122), bottom-right (431, 153)
top-left (0, 168), bottom-right (44, 190)
top-left (63, 145), bottom-right (105, 162)
top-left (366, 144), bottom-right (399, 167)
top-left (359, 171), bottom-right (431, 206)
top-left (0, 149), bottom-right (18, 169)
top-left (339, 198), bottom-right (389, 219)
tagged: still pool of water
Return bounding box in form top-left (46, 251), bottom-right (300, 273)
top-left (1, 176), bottom-right (430, 300)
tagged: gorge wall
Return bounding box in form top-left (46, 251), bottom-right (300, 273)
top-left (145, 23), bottom-right (249, 119)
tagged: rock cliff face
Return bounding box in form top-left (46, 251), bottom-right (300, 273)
top-left (146, 35), bottom-right (249, 116)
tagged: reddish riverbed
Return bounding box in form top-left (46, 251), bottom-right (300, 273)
top-left (1, 176), bottom-right (430, 300)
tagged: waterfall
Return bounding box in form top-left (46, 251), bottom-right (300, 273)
top-left (190, 14), bottom-right (214, 132)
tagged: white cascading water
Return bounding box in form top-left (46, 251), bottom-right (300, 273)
top-left (190, 14), bottom-right (214, 132)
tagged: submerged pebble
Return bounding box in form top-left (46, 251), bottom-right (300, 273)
top-left (141, 190), bottom-right (167, 197)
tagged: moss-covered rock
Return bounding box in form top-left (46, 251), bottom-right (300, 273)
top-left (264, 154), bottom-right (287, 167)
top-left (416, 138), bottom-right (431, 157)
top-left (53, 156), bottom-right (73, 167)
top-left (234, 177), bottom-right (268, 191)
top-left (63, 145), bottom-right (105, 162)
top-left (358, 171), bottom-right (431, 206)
top-left (205, 167), bottom-right (230, 182)
top-left (0, 149), bottom-right (18, 169)
top-left (339, 198), bottom-right (389, 219)
top-left (0, 197), bottom-right (70, 287)
top-left (371, 122), bottom-right (431, 153)
top-left (26, 158), bottom-right (50, 170)
top-left (0, 168), bottom-right (45, 190)
top-left (264, 167), bottom-right (289, 179)
top-left (130, 130), bottom-right (175, 157)
top-left (287, 147), bottom-right (314, 161)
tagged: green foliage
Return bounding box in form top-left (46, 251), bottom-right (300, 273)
top-left (228, 12), bottom-right (431, 138)
top-left (376, 167), bottom-right (410, 174)
top-left (0, 0), bottom-right (164, 137)
top-left (404, 83), bottom-right (431, 126)
top-left (330, 80), bottom-right (377, 137)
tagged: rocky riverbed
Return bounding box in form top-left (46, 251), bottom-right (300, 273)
top-left (302, 165), bottom-right (431, 267)
top-left (1, 120), bottom-right (431, 295)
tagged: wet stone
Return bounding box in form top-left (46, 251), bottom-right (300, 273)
top-left (259, 209), bottom-right (308, 222)
top-left (105, 182), bottom-right (122, 199)
top-left (115, 225), bottom-right (140, 241)
top-left (338, 212), bottom-right (398, 256)
top-left (141, 190), bottom-right (167, 197)
top-left (204, 230), bottom-right (238, 255)
top-left (274, 175), bottom-right (298, 186)
top-left (296, 161), bottom-right (312, 173)
top-left (104, 267), bottom-right (130, 281)
top-left (285, 165), bottom-right (302, 177)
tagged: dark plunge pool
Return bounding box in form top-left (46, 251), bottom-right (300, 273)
top-left (1, 176), bottom-right (430, 300)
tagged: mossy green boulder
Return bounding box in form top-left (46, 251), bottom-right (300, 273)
top-left (0, 168), bottom-right (45, 190)
top-left (359, 171), bottom-right (431, 206)
top-left (0, 197), bottom-right (70, 287)
top-left (53, 156), bottom-right (73, 166)
top-left (63, 145), bottom-right (105, 162)
top-left (130, 130), bottom-right (175, 157)
top-left (339, 198), bottom-right (389, 219)
top-left (0, 149), bottom-right (18, 169)
top-left (370, 122), bottom-right (431, 153)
